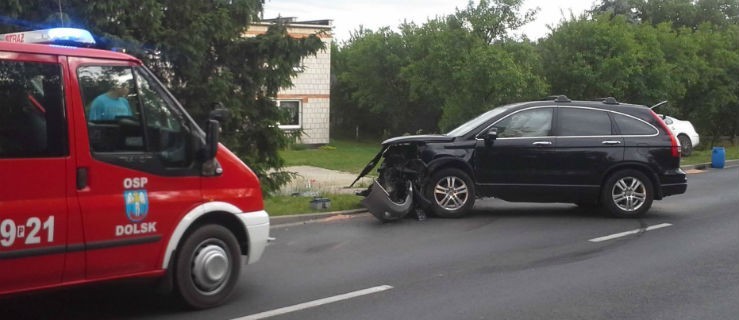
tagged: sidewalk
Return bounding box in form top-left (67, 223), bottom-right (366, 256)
top-left (276, 165), bottom-right (373, 196)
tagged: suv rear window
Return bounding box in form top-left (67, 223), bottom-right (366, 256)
top-left (613, 113), bottom-right (657, 135)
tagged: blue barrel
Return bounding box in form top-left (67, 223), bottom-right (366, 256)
top-left (711, 147), bottom-right (726, 168)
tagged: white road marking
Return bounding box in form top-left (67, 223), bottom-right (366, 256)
top-left (233, 285), bottom-right (394, 320)
top-left (588, 223), bottom-right (673, 243)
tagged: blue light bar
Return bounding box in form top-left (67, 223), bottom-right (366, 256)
top-left (47, 28), bottom-right (96, 45)
top-left (0, 28), bottom-right (96, 47)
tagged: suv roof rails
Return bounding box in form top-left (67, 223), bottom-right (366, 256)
top-left (542, 95), bottom-right (571, 103)
top-left (601, 97), bottom-right (619, 105)
top-left (554, 95), bottom-right (571, 103)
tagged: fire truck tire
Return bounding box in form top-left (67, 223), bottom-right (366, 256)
top-left (174, 224), bottom-right (241, 309)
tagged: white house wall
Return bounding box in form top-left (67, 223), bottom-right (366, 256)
top-left (277, 36), bottom-right (331, 145)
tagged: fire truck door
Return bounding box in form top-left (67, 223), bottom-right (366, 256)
top-left (0, 54), bottom-right (69, 292)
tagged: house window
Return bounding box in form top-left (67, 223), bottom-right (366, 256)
top-left (277, 100), bottom-right (301, 129)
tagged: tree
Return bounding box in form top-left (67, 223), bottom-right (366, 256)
top-left (540, 15), bottom-right (677, 105)
top-left (588, 0), bottom-right (739, 140)
top-left (331, 26), bottom-right (438, 139)
top-left (330, 0), bottom-right (547, 136)
top-left (1, 0), bottom-right (324, 193)
top-left (402, 17), bottom-right (547, 130)
top-left (591, 0), bottom-right (739, 28)
top-left (453, 0), bottom-right (538, 43)
top-left (673, 24), bottom-right (739, 145)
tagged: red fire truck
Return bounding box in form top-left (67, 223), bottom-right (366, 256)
top-left (0, 28), bottom-right (269, 309)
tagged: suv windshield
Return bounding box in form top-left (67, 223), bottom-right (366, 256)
top-left (446, 103), bottom-right (519, 137)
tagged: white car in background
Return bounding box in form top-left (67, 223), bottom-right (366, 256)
top-left (651, 101), bottom-right (700, 156)
top-left (663, 115), bottom-right (700, 156)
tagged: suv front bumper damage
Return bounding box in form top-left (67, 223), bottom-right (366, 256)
top-left (361, 180), bottom-right (413, 221)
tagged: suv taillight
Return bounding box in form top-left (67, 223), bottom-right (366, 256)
top-left (651, 110), bottom-right (680, 158)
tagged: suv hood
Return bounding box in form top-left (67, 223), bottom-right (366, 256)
top-left (350, 134), bottom-right (453, 188)
top-left (382, 134), bottom-right (455, 146)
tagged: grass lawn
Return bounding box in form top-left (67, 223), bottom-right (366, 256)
top-left (280, 139), bottom-right (381, 174)
top-left (681, 143), bottom-right (739, 166)
top-left (264, 193), bottom-right (363, 216)
top-left (272, 139), bottom-right (377, 216)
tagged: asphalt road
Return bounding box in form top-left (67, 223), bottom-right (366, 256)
top-left (2, 166), bottom-right (738, 320)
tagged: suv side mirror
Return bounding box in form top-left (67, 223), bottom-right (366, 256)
top-left (484, 127), bottom-right (498, 145)
top-left (205, 119), bottom-right (220, 160)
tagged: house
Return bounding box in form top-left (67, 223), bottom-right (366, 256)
top-left (245, 18), bottom-right (332, 145)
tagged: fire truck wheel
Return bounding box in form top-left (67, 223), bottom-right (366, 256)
top-left (174, 224), bottom-right (241, 309)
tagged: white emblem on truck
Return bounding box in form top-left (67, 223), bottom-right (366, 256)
top-left (115, 177), bottom-right (156, 237)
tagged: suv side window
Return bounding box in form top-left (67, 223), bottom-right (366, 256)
top-left (613, 113), bottom-right (657, 135)
top-left (558, 107), bottom-right (612, 136)
top-left (78, 65), bottom-right (194, 172)
top-left (494, 107), bottom-right (553, 138)
top-left (0, 60), bottom-right (66, 158)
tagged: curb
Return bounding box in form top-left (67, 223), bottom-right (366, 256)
top-left (270, 159), bottom-right (738, 226)
top-left (681, 159), bottom-right (739, 171)
top-left (270, 208), bottom-right (368, 226)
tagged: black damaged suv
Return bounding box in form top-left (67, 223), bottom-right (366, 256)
top-left (354, 96), bottom-right (687, 221)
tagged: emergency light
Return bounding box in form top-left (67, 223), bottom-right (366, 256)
top-left (0, 28), bottom-right (95, 47)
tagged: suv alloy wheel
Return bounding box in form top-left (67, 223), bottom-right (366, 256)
top-left (602, 169), bottom-right (654, 218)
top-left (425, 168), bottom-right (475, 218)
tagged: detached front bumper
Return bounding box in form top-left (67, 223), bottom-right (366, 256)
top-left (361, 180), bottom-right (413, 221)
top-left (238, 210), bottom-right (270, 264)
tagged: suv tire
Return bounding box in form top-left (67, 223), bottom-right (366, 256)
top-left (425, 168), bottom-right (475, 218)
top-left (601, 169), bottom-right (653, 218)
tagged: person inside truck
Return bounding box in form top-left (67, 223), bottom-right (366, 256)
top-left (87, 81), bottom-right (132, 121)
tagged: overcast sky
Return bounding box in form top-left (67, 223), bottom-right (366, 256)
top-left (263, 0), bottom-right (597, 42)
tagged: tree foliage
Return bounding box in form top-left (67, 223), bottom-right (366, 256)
top-left (333, 0), bottom-right (738, 142)
top-left (561, 0), bottom-right (739, 141)
top-left (540, 15), bottom-right (677, 104)
top-left (1, 0), bottom-right (325, 193)
top-left (331, 0), bottom-right (547, 138)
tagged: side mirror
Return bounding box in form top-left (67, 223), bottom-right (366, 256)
top-left (209, 103), bottom-right (230, 123)
top-left (484, 127), bottom-right (498, 145)
top-left (205, 119), bottom-right (220, 160)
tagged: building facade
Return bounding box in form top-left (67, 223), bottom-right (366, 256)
top-left (246, 18), bottom-right (332, 145)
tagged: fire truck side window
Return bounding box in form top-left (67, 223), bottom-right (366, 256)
top-left (78, 66), bottom-right (145, 153)
top-left (78, 65), bottom-right (194, 173)
top-left (0, 60), bottom-right (66, 158)
top-left (133, 67), bottom-right (191, 166)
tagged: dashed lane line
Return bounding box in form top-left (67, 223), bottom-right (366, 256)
top-left (588, 223), bottom-right (673, 243)
top-left (233, 285), bottom-right (394, 320)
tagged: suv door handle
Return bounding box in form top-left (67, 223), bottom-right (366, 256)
top-left (602, 140), bottom-right (622, 145)
top-left (532, 141), bottom-right (552, 145)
